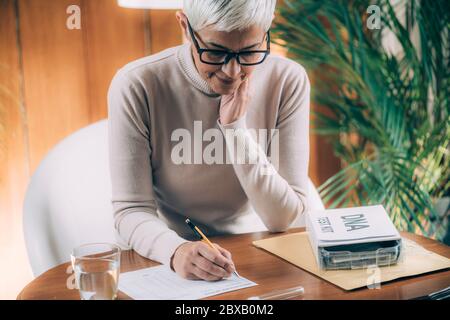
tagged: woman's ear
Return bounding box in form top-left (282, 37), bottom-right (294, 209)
top-left (175, 11), bottom-right (190, 41)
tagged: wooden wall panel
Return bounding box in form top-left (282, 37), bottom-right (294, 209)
top-left (309, 79), bottom-right (341, 188)
top-left (309, 126), bottom-right (341, 187)
top-left (83, 0), bottom-right (147, 122)
top-left (0, 0), bottom-right (33, 300)
top-left (19, 0), bottom-right (91, 172)
top-left (149, 9), bottom-right (183, 54)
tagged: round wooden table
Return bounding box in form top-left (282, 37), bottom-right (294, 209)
top-left (18, 228), bottom-right (450, 300)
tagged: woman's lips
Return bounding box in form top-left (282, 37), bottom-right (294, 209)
top-left (215, 74), bottom-right (237, 86)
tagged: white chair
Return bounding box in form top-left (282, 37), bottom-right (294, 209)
top-left (23, 120), bottom-right (324, 276)
top-left (23, 120), bottom-right (116, 277)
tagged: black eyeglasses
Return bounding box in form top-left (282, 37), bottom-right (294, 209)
top-left (186, 19), bottom-right (271, 66)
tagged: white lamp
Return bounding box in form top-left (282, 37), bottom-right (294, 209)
top-left (117, 0), bottom-right (182, 9)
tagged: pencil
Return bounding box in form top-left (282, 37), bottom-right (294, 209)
top-left (185, 218), bottom-right (240, 278)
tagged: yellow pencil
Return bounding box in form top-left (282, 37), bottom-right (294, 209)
top-left (185, 218), bottom-right (240, 278)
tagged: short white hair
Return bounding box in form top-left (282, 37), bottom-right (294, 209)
top-left (183, 0), bottom-right (276, 32)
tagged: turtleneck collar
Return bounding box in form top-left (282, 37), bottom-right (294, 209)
top-left (177, 43), bottom-right (221, 98)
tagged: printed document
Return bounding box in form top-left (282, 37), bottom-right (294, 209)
top-left (118, 265), bottom-right (257, 300)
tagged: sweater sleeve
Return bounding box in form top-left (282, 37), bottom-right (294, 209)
top-left (107, 71), bottom-right (189, 265)
top-left (217, 65), bottom-right (310, 232)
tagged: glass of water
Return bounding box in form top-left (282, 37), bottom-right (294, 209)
top-left (71, 243), bottom-right (121, 300)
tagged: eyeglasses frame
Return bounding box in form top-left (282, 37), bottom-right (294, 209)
top-left (186, 19), bottom-right (271, 66)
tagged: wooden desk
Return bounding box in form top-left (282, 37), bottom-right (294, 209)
top-left (18, 228), bottom-right (450, 300)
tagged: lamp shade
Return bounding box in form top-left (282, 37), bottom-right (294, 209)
top-left (117, 0), bottom-right (183, 9)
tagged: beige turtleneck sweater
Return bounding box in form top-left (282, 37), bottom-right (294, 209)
top-left (107, 43), bottom-right (310, 265)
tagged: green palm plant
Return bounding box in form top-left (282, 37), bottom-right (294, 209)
top-left (273, 0), bottom-right (450, 241)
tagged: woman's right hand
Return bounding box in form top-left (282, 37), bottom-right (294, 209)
top-left (171, 241), bottom-right (236, 281)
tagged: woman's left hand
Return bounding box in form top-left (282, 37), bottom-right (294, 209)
top-left (219, 77), bottom-right (251, 125)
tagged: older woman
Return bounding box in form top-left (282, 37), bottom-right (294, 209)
top-left (108, 0), bottom-right (310, 281)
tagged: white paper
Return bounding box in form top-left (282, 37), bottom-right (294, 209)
top-left (118, 265), bottom-right (257, 300)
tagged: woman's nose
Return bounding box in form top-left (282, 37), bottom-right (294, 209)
top-left (221, 58), bottom-right (241, 78)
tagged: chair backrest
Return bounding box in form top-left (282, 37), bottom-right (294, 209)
top-left (23, 119), bottom-right (325, 276)
top-left (23, 120), bottom-right (116, 277)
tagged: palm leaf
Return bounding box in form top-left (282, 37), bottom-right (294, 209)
top-left (274, 0), bottom-right (450, 241)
